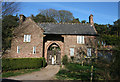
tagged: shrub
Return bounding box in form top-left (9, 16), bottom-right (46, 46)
top-left (42, 57), bottom-right (47, 67)
top-left (2, 57), bottom-right (46, 71)
top-left (62, 55), bottom-right (68, 65)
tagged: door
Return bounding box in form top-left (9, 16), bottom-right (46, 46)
top-left (47, 50), bottom-right (61, 65)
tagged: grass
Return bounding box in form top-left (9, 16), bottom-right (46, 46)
top-left (2, 68), bottom-right (41, 78)
top-left (56, 63), bottom-right (91, 80)
top-left (56, 63), bottom-right (105, 80)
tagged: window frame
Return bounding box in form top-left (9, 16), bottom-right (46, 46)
top-left (24, 35), bottom-right (31, 42)
top-left (87, 48), bottom-right (91, 57)
top-left (33, 46), bottom-right (36, 54)
top-left (17, 46), bottom-right (20, 53)
top-left (77, 36), bottom-right (84, 44)
top-left (70, 48), bottom-right (74, 57)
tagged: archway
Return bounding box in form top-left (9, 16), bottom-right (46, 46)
top-left (47, 43), bottom-right (61, 65)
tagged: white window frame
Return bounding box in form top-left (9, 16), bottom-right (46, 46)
top-left (77, 36), bottom-right (84, 44)
top-left (33, 46), bottom-right (36, 54)
top-left (87, 48), bottom-right (91, 57)
top-left (24, 35), bottom-right (31, 42)
top-left (70, 48), bottom-right (74, 56)
top-left (17, 46), bottom-right (20, 53)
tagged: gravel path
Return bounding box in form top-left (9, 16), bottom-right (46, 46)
top-left (5, 65), bottom-right (60, 80)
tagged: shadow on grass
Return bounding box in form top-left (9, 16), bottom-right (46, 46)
top-left (2, 79), bottom-right (21, 82)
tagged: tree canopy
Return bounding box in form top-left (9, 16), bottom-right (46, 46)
top-left (2, 2), bottom-right (20, 17)
top-left (32, 9), bottom-right (75, 23)
top-left (2, 15), bottom-right (19, 53)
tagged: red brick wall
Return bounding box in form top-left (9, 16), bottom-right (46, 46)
top-left (3, 18), bottom-right (44, 58)
top-left (63, 35), bottom-right (97, 58)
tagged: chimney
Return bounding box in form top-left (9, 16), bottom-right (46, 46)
top-left (19, 14), bottom-right (26, 24)
top-left (89, 14), bottom-right (94, 26)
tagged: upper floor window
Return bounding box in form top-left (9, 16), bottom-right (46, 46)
top-left (24, 35), bottom-right (31, 42)
top-left (77, 36), bottom-right (84, 44)
top-left (33, 46), bottom-right (36, 54)
top-left (17, 46), bottom-right (20, 53)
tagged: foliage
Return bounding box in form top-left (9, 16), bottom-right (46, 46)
top-left (95, 19), bottom-right (120, 46)
top-left (58, 10), bottom-right (74, 23)
top-left (2, 57), bottom-right (46, 72)
top-left (72, 18), bottom-right (80, 23)
top-left (110, 46), bottom-right (120, 80)
top-left (42, 57), bottom-right (47, 67)
top-left (100, 34), bottom-right (120, 45)
top-left (81, 20), bottom-right (86, 23)
top-left (31, 14), bottom-right (56, 23)
top-left (36, 9), bottom-right (74, 23)
top-left (62, 55), bottom-right (68, 65)
top-left (111, 19), bottom-right (120, 36)
top-left (56, 63), bottom-right (92, 80)
top-left (2, 15), bottom-right (19, 53)
top-left (2, 2), bottom-right (20, 16)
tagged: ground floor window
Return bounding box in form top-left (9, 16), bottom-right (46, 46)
top-left (87, 48), bottom-right (91, 57)
top-left (33, 46), bottom-right (36, 54)
top-left (17, 46), bottom-right (20, 53)
top-left (70, 48), bottom-right (74, 56)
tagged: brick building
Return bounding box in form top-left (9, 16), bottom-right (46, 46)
top-left (4, 14), bottom-right (97, 65)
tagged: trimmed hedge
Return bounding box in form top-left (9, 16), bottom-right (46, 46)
top-left (2, 57), bottom-right (46, 71)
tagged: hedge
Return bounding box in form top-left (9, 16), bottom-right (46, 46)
top-left (2, 57), bottom-right (46, 71)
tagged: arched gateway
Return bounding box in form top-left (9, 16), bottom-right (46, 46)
top-left (44, 41), bottom-right (64, 65)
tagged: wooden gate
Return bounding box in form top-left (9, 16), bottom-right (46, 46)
top-left (47, 50), bottom-right (61, 65)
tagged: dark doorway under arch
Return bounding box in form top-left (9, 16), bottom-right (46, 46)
top-left (47, 43), bottom-right (61, 65)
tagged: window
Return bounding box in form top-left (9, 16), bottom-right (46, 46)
top-left (87, 48), bottom-right (91, 57)
top-left (33, 46), bottom-right (36, 54)
top-left (17, 46), bottom-right (20, 53)
top-left (24, 35), bottom-right (31, 42)
top-left (77, 36), bottom-right (84, 44)
top-left (70, 48), bottom-right (74, 56)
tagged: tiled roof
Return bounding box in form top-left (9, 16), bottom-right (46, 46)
top-left (37, 23), bottom-right (97, 35)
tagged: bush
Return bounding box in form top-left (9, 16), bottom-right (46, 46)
top-left (42, 57), bottom-right (47, 67)
top-left (62, 55), bottom-right (68, 65)
top-left (2, 57), bottom-right (46, 71)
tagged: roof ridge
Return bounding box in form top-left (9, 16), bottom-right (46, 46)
top-left (37, 22), bottom-right (90, 25)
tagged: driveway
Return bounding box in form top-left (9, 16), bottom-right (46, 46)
top-left (5, 65), bottom-right (60, 80)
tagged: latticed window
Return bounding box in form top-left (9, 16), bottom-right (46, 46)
top-left (77, 36), bottom-right (84, 44)
top-left (24, 35), bottom-right (31, 42)
top-left (70, 48), bottom-right (74, 56)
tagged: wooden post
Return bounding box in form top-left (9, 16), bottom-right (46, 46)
top-left (90, 65), bottom-right (93, 82)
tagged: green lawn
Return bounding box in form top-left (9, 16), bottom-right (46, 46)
top-left (56, 63), bottom-right (104, 80)
top-left (2, 68), bottom-right (41, 78)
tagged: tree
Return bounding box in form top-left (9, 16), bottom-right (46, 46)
top-left (31, 14), bottom-right (56, 23)
top-left (2, 15), bottom-right (19, 53)
top-left (111, 19), bottom-right (120, 37)
top-left (58, 10), bottom-right (74, 23)
top-left (2, 2), bottom-right (20, 16)
top-left (72, 18), bottom-right (80, 23)
top-left (81, 20), bottom-right (86, 23)
top-left (39, 9), bottom-right (74, 23)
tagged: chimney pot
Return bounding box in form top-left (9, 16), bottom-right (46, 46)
top-left (19, 14), bottom-right (26, 24)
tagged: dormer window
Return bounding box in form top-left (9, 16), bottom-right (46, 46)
top-left (24, 35), bottom-right (31, 42)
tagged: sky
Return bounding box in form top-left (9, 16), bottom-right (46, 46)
top-left (16, 2), bottom-right (118, 25)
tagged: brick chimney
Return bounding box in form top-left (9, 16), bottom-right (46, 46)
top-left (89, 14), bottom-right (94, 26)
top-left (19, 14), bottom-right (26, 24)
